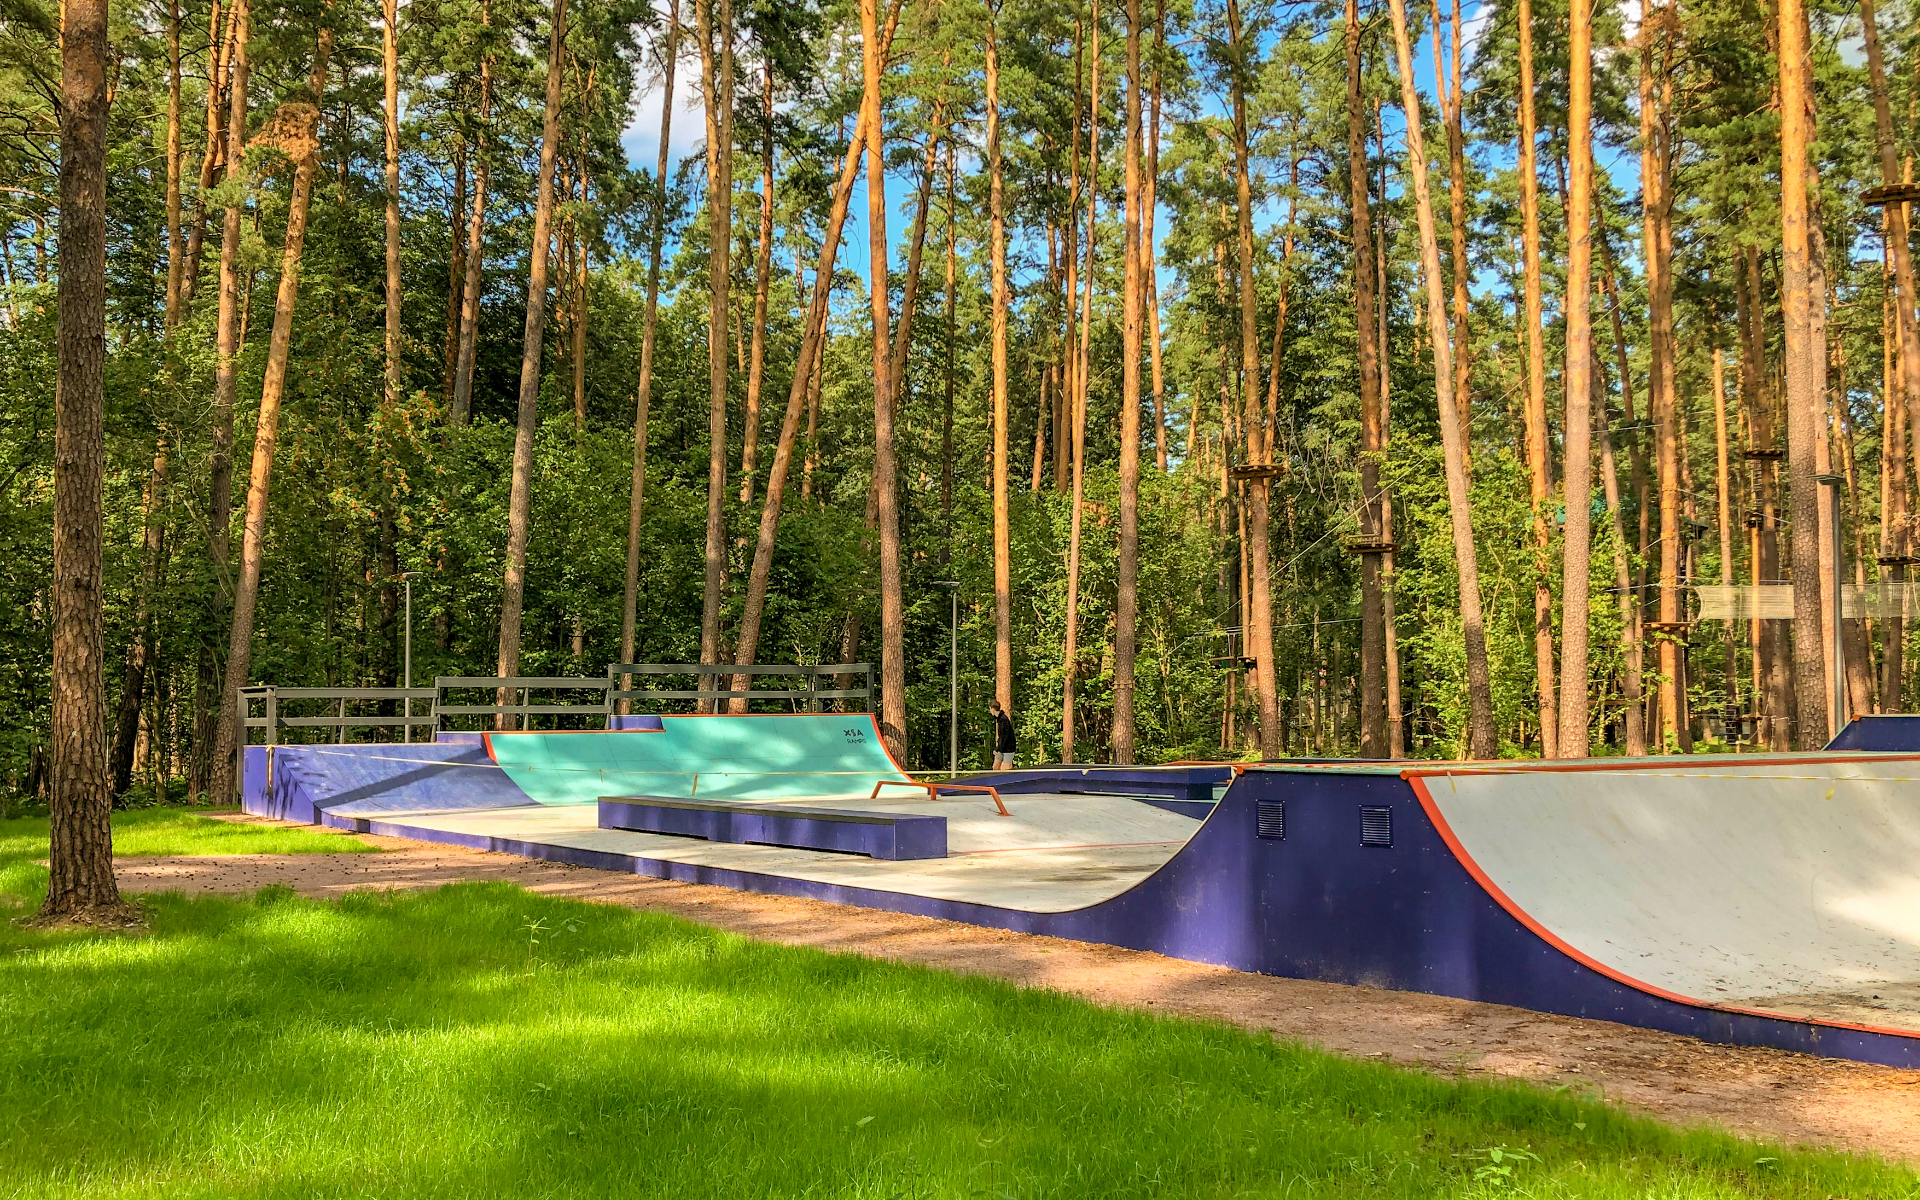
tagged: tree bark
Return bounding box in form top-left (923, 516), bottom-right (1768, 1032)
top-left (571, 158), bottom-right (589, 433)
top-left (730, 84), bottom-right (899, 701)
top-left (383, 0), bottom-right (403, 410)
top-left (1778, 0), bottom-right (1827, 747)
top-left (1640, 16), bottom-right (1688, 750)
top-left (1386, 0), bottom-right (1496, 758)
top-left (1347, 0), bottom-right (1385, 758)
top-left (444, 141), bottom-right (466, 404)
top-left (203, 0), bottom-right (251, 793)
top-left (620, 0), bottom-right (679, 698)
top-left (986, 12), bottom-right (1015, 719)
top-left (1223, 0), bottom-right (1272, 760)
top-left (695, 0), bottom-right (734, 710)
top-left (211, 27), bottom-right (332, 804)
top-left (1113, 0), bottom-right (1145, 763)
top-left (1551, 0), bottom-right (1594, 757)
top-left (1712, 346), bottom-right (1738, 725)
top-left (493, 0), bottom-right (568, 725)
top-left (109, 438), bottom-right (168, 798)
top-left (45, 0), bottom-right (124, 918)
top-left (113, 0), bottom-right (185, 798)
top-left (1144, 0), bottom-right (1167, 472)
top-left (1861, 0), bottom-right (1917, 715)
top-left (1063, 4), bottom-right (1100, 764)
top-left (182, 0), bottom-right (230, 305)
top-left (1442, 0), bottom-right (1471, 449)
top-left (1516, 0), bottom-right (1555, 757)
top-left (1059, 18), bottom-right (1084, 497)
top-left (941, 137), bottom-right (956, 542)
top-left (1596, 230), bottom-right (1648, 753)
top-left (861, 0), bottom-right (905, 751)
top-left (738, 62), bottom-right (775, 506)
top-left (164, 0), bottom-right (185, 327)
top-left (450, 12), bottom-right (492, 426)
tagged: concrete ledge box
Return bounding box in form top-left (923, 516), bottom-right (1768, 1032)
top-left (598, 797), bottom-right (947, 861)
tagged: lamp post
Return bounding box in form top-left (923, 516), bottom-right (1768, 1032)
top-left (1816, 474), bottom-right (1847, 736)
top-left (933, 581), bottom-right (960, 775)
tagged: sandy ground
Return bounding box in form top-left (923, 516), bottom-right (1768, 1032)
top-left (110, 819), bottom-right (1920, 1165)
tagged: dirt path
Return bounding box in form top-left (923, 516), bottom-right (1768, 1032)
top-left (115, 824), bottom-right (1920, 1165)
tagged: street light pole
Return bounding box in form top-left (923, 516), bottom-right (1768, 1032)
top-left (934, 581), bottom-right (960, 774)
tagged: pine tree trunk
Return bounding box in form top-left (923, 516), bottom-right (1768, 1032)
top-left (730, 78), bottom-right (898, 701)
top-left (860, 0), bottom-right (905, 752)
top-left (1443, 0), bottom-right (1471, 445)
top-left (113, 5), bottom-right (184, 798)
top-left (1347, 0), bottom-right (1385, 758)
top-left (444, 141), bottom-right (466, 404)
top-left (620, 0), bottom-right (679, 699)
top-left (987, 17), bottom-right (1015, 719)
top-left (1058, 19), bottom-right (1084, 498)
top-left (211, 28), bottom-right (332, 803)
top-left (1376, 187), bottom-right (1404, 758)
top-left (738, 63), bottom-right (776, 507)
top-left (1861, 0), bottom-right (1917, 715)
top-left (45, 0), bottom-right (124, 919)
top-left (1597, 233), bottom-right (1647, 752)
top-left (1712, 347), bottom-right (1739, 723)
top-left (571, 160), bottom-right (589, 433)
top-left (109, 439), bottom-right (168, 798)
top-left (164, 0), bottom-right (184, 327)
top-left (1062, 5), bottom-right (1100, 764)
top-left (941, 139), bottom-right (956, 543)
top-left (1386, 0), bottom-right (1496, 758)
top-left (450, 17), bottom-right (492, 426)
top-left (1640, 21), bottom-right (1688, 750)
top-left (1225, 0), bottom-right (1273, 760)
top-left (1146, 0), bottom-right (1168, 472)
top-left (383, 0), bottom-right (403, 410)
top-left (1778, 0), bottom-right (1827, 747)
top-left (1516, 0), bottom-right (1555, 757)
top-left (493, 0), bottom-right (568, 726)
top-left (182, 0), bottom-right (230, 305)
top-left (203, 0), bottom-right (251, 794)
top-left (1113, 0), bottom-right (1145, 763)
top-left (695, 0), bottom-right (733, 711)
top-left (1550, 0), bottom-right (1595, 757)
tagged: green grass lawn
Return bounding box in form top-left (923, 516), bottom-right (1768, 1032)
top-left (0, 807), bottom-right (377, 861)
top-left (0, 819), bottom-right (1911, 1197)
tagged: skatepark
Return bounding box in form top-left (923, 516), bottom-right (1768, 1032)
top-left (236, 689), bottom-right (1920, 1069)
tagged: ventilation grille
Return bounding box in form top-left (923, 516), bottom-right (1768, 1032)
top-left (1360, 806), bottom-right (1393, 847)
top-left (1256, 801), bottom-right (1285, 840)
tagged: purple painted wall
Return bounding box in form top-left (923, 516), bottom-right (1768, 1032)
top-left (599, 797), bottom-right (946, 860)
top-left (330, 766), bottom-right (1920, 1068)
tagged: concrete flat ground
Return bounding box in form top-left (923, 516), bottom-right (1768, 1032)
top-left (116, 818), bottom-right (1920, 1165)
top-left (385, 792), bottom-right (1199, 911)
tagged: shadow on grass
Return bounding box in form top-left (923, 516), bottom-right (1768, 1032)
top-left (0, 880), bottom-right (1912, 1198)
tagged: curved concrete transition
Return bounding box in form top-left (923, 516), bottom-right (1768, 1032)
top-left (241, 718), bottom-right (1920, 1065)
top-left (1412, 757), bottom-right (1920, 1038)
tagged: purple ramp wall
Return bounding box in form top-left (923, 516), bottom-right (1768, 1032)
top-left (350, 764), bottom-right (1920, 1067)
top-left (243, 743), bottom-right (535, 822)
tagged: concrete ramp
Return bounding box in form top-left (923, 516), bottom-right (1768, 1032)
top-left (255, 742), bottom-right (532, 822)
top-left (481, 714), bottom-right (909, 804)
top-left (1413, 756), bottom-right (1920, 1030)
top-left (1829, 715), bottom-right (1920, 751)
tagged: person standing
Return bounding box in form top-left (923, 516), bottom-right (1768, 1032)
top-left (989, 699), bottom-right (1017, 769)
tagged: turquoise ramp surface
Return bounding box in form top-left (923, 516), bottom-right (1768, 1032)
top-left (482, 714), bottom-right (910, 805)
